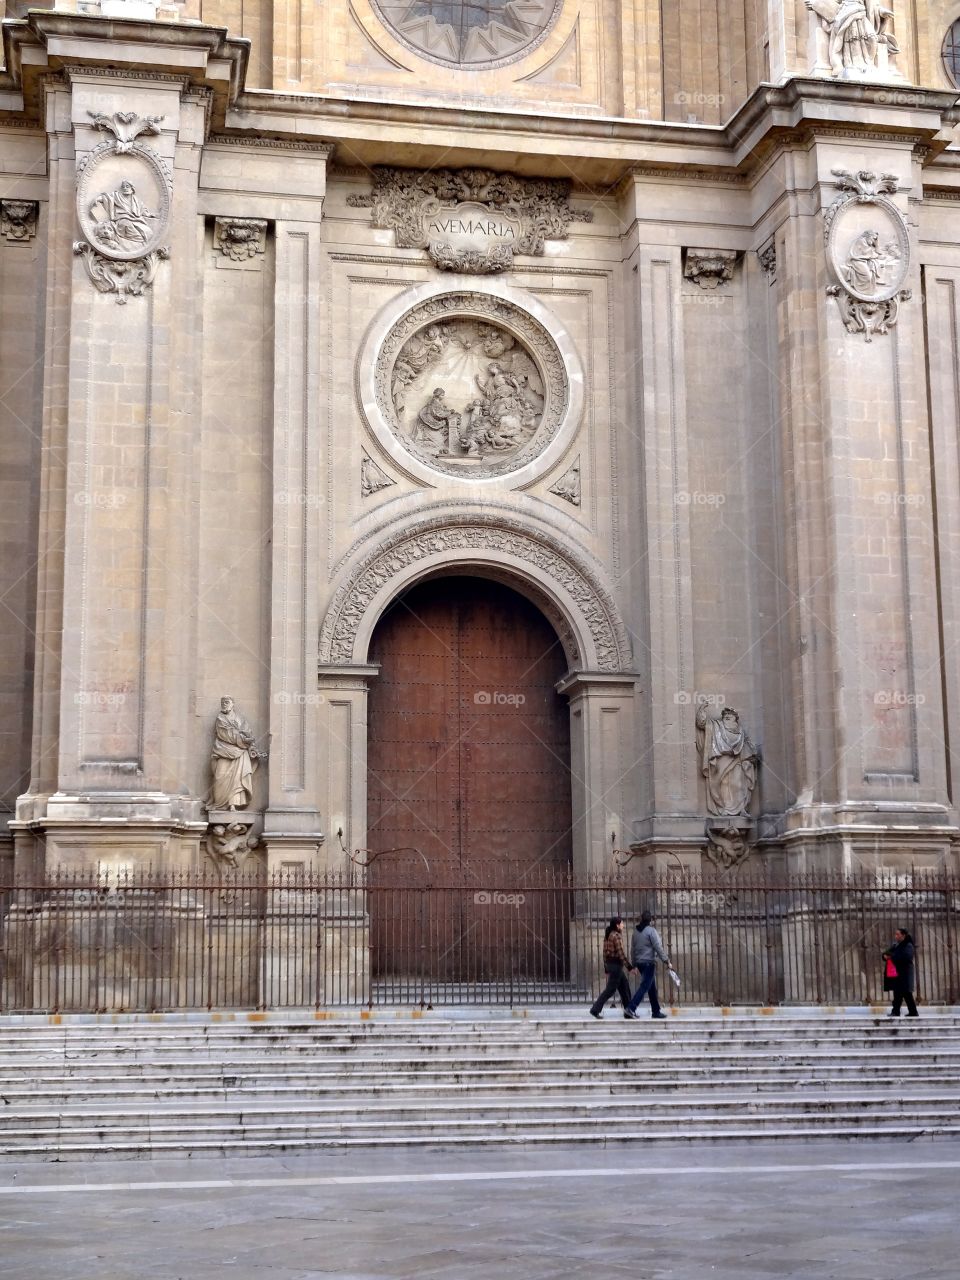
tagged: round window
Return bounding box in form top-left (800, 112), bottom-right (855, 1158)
top-left (943, 19), bottom-right (960, 87)
top-left (371, 1), bottom-right (564, 69)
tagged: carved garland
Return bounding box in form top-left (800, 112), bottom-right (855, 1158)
top-left (373, 290), bottom-right (568, 480)
top-left (320, 516), bottom-right (630, 672)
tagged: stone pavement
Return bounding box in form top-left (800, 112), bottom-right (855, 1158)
top-left (1, 1140), bottom-right (958, 1280)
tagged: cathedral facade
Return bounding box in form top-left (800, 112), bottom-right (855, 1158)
top-left (2, 0), bottom-right (960, 901)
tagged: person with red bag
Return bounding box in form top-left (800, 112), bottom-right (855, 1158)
top-left (883, 928), bottom-right (919, 1017)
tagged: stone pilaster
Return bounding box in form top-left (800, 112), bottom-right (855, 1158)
top-left (11, 14), bottom-right (245, 873)
top-left (769, 129), bottom-right (956, 870)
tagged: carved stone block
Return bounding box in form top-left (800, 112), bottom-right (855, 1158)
top-left (683, 248), bottom-right (738, 291)
top-left (213, 216), bottom-right (269, 266)
top-left (0, 199), bottom-right (38, 243)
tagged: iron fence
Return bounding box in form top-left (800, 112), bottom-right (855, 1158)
top-left (0, 865), bottom-right (957, 1012)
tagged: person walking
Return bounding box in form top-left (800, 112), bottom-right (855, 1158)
top-left (590, 916), bottom-right (638, 1019)
top-left (626, 910), bottom-right (671, 1019)
top-left (883, 927), bottom-right (919, 1017)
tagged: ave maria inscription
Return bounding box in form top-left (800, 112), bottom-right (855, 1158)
top-left (346, 167), bottom-right (592, 275)
top-left (426, 202), bottom-right (523, 273)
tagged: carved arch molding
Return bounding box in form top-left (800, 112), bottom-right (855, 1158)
top-left (319, 514), bottom-right (632, 672)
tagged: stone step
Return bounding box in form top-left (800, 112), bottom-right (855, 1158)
top-left (2, 1075), bottom-right (955, 1109)
top-left (4, 1089), bottom-right (955, 1128)
top-left (6, 1121), bottom-right (960, 1161)
top-left (2, 1105), bottom-right (958, 1152)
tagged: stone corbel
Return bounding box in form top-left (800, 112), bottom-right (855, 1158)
top-left (213, 216), bottom-right (269, 265)
top-left (0, 199), bottom-right (39, 243)
top-left (683, 248), bottom-right (738, 291)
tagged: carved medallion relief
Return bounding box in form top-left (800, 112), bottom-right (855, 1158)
top-left (374, 292), bottom-right (568, 479)
top-left (73, 112), bottom-right (172, 303)
top-left (371, 0), bottom-right (564, 68)
top-left (823, 168), bottom-right (910, 341)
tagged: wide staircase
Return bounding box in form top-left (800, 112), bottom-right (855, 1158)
top-left (2, 1010), bottom-right (959, 1160)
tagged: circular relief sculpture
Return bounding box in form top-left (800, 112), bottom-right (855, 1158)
top-left (377, 292), bottom-right (568, 479)
top-left (372, 0), bottom-right (563, 68)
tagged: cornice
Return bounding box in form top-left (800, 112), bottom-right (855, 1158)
top-left (1, 16), bottom-right (959, 183)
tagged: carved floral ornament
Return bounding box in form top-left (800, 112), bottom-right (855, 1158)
top-left (347, 165), bottom-right (592, 274)
top-left (823, 168), bottom-right (910, 341)
top-left (73, 111), bottom-right (172, 303)
top-left (319, 514), bottom-right (631, 672)
top-left (374, 290), bottom-right (570, 480)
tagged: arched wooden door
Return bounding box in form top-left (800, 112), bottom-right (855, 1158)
top-left (366, 576), bottom-right (572, 989)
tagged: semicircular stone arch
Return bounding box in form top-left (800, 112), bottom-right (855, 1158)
top-left (319, 513), bottom-right (632, 673)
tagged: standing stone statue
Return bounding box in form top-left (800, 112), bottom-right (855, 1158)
top-left (805, 0), bottom-right (899, 78)
top-left (696, 701), bottom-right (759, 817)
top-left (208, 696), bottom-right (261, 810)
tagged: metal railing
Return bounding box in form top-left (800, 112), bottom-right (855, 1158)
top-left (0, 865), bottom-right (957, 1012)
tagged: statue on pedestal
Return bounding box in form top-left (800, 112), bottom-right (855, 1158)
top-left (208, 695), bottom-right (261, 810)
top-left (696, 700), bottom-right (760, 868)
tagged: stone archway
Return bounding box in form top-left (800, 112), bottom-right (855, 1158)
top-left (319, 510), bottom-right (632, 673)
top-left (317, 510), bottom-right (638, 879)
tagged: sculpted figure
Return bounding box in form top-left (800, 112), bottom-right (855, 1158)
top-left (840, 230), bottom-right (900, 295)
top-left (391, 325), bottom-right (446, 414)
top-left (413, 387), bottom-right (460, 454)
top-left (89, 179), bottom-right (156, 249)
top-left (208, 696), bottom-right (261, 810)
top-left (805, 0), bottom-right (899, 76)
top-left (696, 701), bottom-right (759, 817)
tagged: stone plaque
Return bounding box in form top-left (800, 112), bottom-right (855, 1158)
top-left (426, 201), bottom-right (523, 273)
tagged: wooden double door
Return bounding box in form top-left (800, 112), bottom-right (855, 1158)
top-left (367, 576), bottom-right (572, 984)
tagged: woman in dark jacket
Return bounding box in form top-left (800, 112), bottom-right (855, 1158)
top-left (883, 928), bottom-right (919, 1017)
top-left (589, 917), bottom-right (637, 1019)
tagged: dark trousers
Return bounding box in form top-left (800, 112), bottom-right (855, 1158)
top-left (891, 986), bottom-right (919, 1016)
top-left (591, 964), bottom-right (631, 1015)
top-left (627, 962), bottom-right (662, 1016)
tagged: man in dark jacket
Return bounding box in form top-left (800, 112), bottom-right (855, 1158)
top-left (626, 910), bottom-right (671, 1019)
top-left (883, 928), bottom-right (919, 1017)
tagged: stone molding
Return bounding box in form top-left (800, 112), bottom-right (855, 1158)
top-left (72, 242), bottom-right (170, 303)
top-left (319, 510), bottom-right (631, 672)
top-left (0, 199), bottom-right (38, 242)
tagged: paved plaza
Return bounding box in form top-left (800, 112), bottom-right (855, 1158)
top-left (2, 1139), bottom-right (958, 1280)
